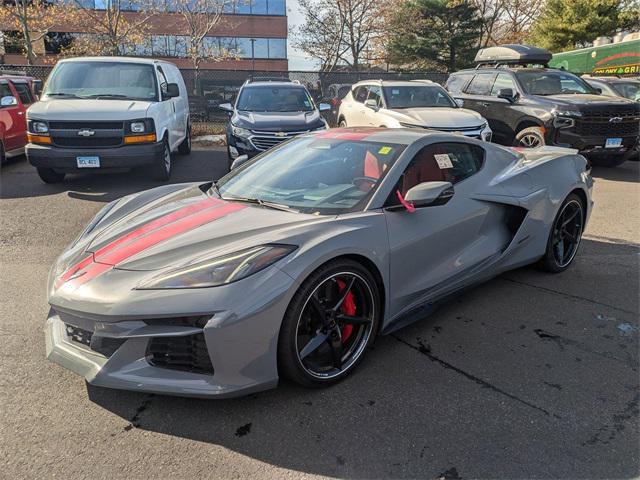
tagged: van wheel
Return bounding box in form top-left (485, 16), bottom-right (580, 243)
top-left (37, 167), bottom-right (65, 183)
top-left (178, 123), bottom-right (191, 155)
top-left (339, 118), bottom-right (347, 128)
top-left (516, 127), bottom-right (545, 148)
top-left (153, 140), bottom-right (171, 181)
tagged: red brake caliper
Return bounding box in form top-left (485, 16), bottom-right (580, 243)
top-left (336, 279), bottom-right (356, 343)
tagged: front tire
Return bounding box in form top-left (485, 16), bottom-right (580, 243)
top-left (152, 140), bottom-right (171, 181)
top-left (539, 193), bottom-right (584, 273)
top-left (338, 118), bottom-right (347, 128)
top-left (278, 259), bottom-right (380, 388)
top-left (37, 167), bottom-right (65, 183)
top-left (516, 127), bottom-right (545, 148)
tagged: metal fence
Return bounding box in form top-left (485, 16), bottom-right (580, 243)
top-left (0, 64), bottom-right (449, 128)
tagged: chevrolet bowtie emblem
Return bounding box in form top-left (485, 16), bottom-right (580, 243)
top-left (275, 131), bottom-right (286, 137)
top-left (609, 117), bottom-right (623, 123)
top-left (78, 129), bottom-right (95, 137)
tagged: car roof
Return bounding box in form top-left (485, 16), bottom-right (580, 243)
top-left (353, 79), bottom-right (438, 87)
top-left (57, 56), bottom-right (172, 66)
top-left (452, 67), bottom-right (566, 75)
top-left (0, 75), bottom-right (34, 82)
top-left (244, 81), bottom-right (305, 88)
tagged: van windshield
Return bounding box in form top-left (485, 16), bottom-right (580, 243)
top-left (43, 62), bottom-right (158, 101)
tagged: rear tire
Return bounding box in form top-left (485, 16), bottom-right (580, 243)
top-left (338, 118), bottom-right (347, 128)
top-left (278, 259), bottom-right (380, 388)
top-left (152, 140), bottom-right (171, 181)
top-left (516, 127), bottom-right (545, 148)
top-left (539, 193), bottom-right (584, 273)
top-left (178, 123), bottom-right (191, 155)
top-left (36, 167), bottom-right (65, 183)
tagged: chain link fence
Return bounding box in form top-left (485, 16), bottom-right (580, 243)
top-left (0, 64), bottom-right (449, 130)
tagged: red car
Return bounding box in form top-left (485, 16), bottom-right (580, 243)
top-left (0, 75), bottom-right (38, 162)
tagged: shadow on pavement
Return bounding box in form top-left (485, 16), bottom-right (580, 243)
top-left (590, 159), bottom-right (639, 183)
top-left (0, 148), bottom-right (228, 201)
top-left (87, 238), bottom-right (639, 479)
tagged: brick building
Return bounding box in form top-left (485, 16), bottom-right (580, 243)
top-left (0, 0), bottom-right (288, 71)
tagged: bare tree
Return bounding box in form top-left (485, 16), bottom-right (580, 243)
top-left (66, 0), bottom-right (157, 56)
top-left (472, 0), bottom-right (507, 46)
top-left (0, 0), bottom-right (75, 64)
top-left (172, 0), bottom-right (235, 89)
top-left (295, 0), bottom-right (384, 71)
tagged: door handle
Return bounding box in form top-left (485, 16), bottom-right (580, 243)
top-left (481, 102), bottom-right (491, 107)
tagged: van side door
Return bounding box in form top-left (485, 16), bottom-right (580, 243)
top-left (156, 66), bottom-right (177, 149)
top-left (165, 64), bottom-right (188, 140)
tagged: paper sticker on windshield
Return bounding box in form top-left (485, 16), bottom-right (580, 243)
top-left (434, 154), bottom-right (453, 169)
top-left (378, 146), bottom-right (392, 155)
top-left (304, 100), bottom-right (311, 107)
top-left (391, 89), bottom-right (400, 95)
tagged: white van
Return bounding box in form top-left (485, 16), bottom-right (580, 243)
top-left (26, 57), bottom-right (190, 183)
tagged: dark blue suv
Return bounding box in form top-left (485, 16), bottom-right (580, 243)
top-left (219, 78), bottom-right (330, 167)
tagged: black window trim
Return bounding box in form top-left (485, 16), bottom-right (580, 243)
top-left (464, 72), bottom-right (498, 96)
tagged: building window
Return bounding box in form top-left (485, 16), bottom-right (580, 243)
top-left (2, 31), bottom-right (25, 54)
top-left (268, 38), bottom-right (286, 59)
top-left (44, 32), bottom-right (76, 54)
top-left (267, 0), bottom-right (285, 15)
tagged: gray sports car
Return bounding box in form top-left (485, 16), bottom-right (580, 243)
top-left (45, 128), bottom-right (593, 398)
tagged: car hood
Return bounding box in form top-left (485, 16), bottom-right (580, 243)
top-left (531, 94), bottom-right (638, 108)
top-left (65, 184), bottom-right (325, 273)
top-left (384, 107), bottom-right (485, 128)
top-left (27, 98), bottom-right (152, 121)
top-left (232, 110), bottom-right (325, 131)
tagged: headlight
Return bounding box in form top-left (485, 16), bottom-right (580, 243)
top-left (130, 121), bottom-right (146, 133)
top-left (552, 109), bottom-right (581, 128)
top-left (231, 124), bottom-right (252, 138)
top-left (30, 120), bottom-right (48, 134)
top-left (553, 109), bottom-right (582, 118)
top-left (136, 244), bottom-right (297, 290)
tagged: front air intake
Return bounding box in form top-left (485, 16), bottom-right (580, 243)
top-left (146, 333), bottom-right (214, 375)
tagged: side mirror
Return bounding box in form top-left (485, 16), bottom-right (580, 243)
top-left (364, 99), bottom-right (379, 110)
top-left (497, 88), bottom-right (515, 102)
top-left (0, 95), bottom-right (18, 107)
top-left (164, 83), bottom-right (180, 99)
top-left (318, 102), bottom-right (331, 112)
top-left (594, 87), bottom-right (602, 94)
top-left (455, 98), bottom-right (464, 107)
top-left (218, 102), bottom-right (234, 113)
top-left (230, 154), bottom-right (250, 170)
top-left (404, 181), bottom-right (454, 208)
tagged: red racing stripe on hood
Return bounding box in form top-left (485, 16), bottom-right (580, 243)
top-left (58, 198), bottom-right (246, 289)
top-left (55, 196), bottom-right (224, 288)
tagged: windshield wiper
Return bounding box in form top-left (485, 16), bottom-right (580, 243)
top-left (222, 195), bottom-right (298, 213)
top-left (83, 94), bottom-right (133, 100)
top-left (45, 92), bottom-right (79, 98)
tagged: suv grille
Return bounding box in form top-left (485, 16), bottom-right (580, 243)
top-left (49, 121), bottom-right (125, 149)
top-left (250, 129), bottom-right (311, 151)
top-left (147, 333), bottom-right (214, 375)
top-left (574, 106), bottom-right (640, 137)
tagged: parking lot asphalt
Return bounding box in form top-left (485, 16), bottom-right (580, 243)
top-left (1, 149), bottom-right (638, 479)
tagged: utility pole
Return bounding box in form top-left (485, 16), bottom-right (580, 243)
top-left (250, 38), bottom-right (256, 73)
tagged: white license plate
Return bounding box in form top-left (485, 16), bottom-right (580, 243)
top-left (77, 156), bottom-right (100, 168)
top-left (605, 138), bottom-right (622, 149)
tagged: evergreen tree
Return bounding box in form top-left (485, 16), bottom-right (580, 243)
top-left (388, 0), bottom-right (483, 72)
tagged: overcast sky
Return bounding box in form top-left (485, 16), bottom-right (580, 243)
top-left (287, 0), bottom-right (318, 70)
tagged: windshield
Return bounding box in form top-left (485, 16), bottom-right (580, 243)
top-left (516, 71), bottom-right (597, 96)
top-left (383, 85), bottom-right (456, 108)
top-left (43, 61), bottom-right (158, 101)
top-left (236, 86), bottom-right (315, 112)
top-left (613, 82), bottom-right (640, 101)
top-left (214, 136), bottom-right (405, 215)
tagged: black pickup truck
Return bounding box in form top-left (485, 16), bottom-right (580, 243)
top-left (446, 45), bottom-right (640, 167)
